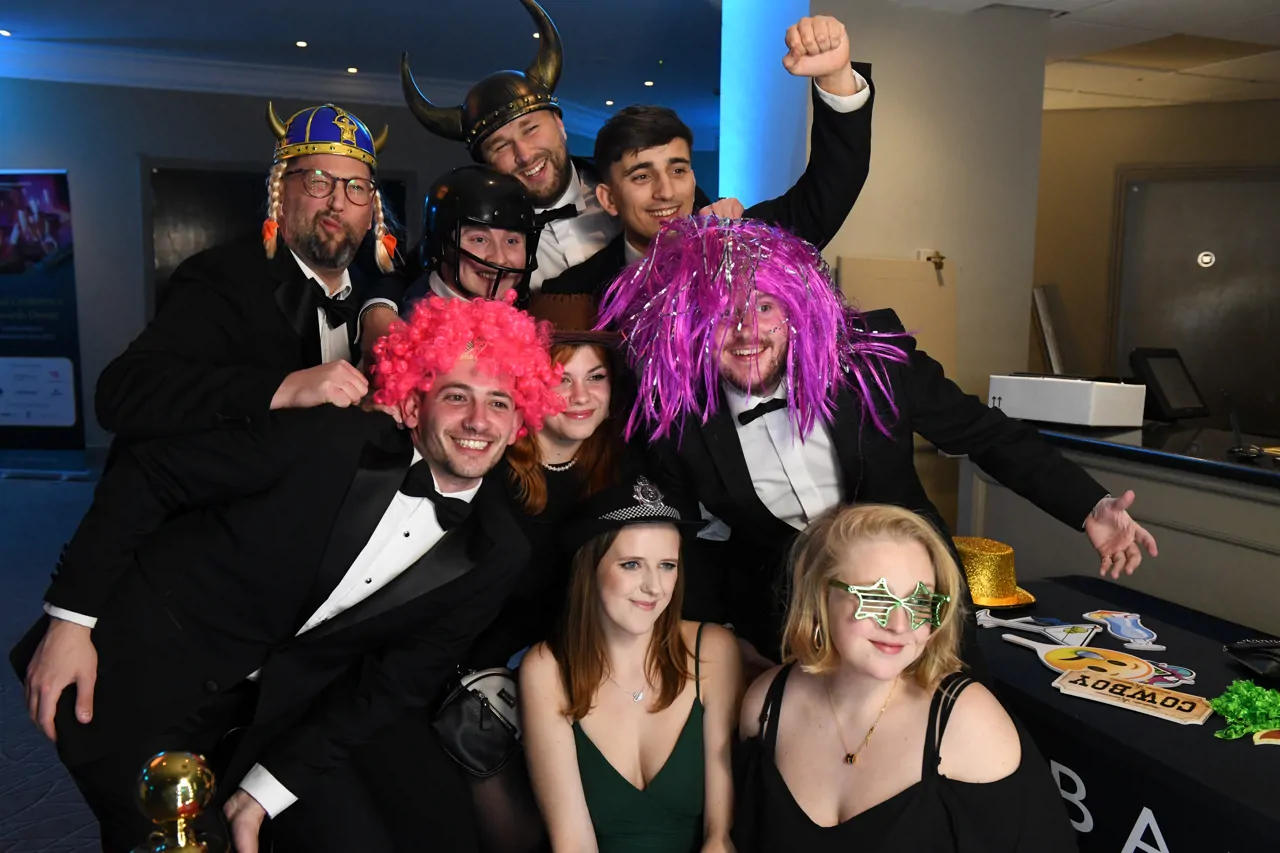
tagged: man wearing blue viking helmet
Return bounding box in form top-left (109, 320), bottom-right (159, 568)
top-left (94, 102), bottom-right (394, 438)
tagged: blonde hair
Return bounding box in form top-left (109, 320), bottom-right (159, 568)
top-left (781, 504), bottom-right (966, 690)
top-left (262, 161), bottom-right (287, 260)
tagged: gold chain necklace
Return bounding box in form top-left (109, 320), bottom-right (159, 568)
top-left (825, 676), bottom-right (898, 766)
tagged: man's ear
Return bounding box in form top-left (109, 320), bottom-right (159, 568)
top-left (554, 113), bottom-right (567, 141)
top-left (400, 393), bottom-right (423, 430)
top-left (596, 181), bottom-right (619, 218)
top-left (506, 411), bottom-right (526, 447)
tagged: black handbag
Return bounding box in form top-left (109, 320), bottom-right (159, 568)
top-left (432, 667), bottom-right (522, 777)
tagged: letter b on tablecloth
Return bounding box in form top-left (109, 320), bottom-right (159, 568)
top-left (1049, 760), bottom-right (1093, 832)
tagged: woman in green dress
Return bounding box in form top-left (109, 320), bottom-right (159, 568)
top-left (520, 474), bottom-right (742, 853)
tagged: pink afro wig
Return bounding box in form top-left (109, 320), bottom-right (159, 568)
top-left (372, 291), bottom-right (566, 431)
top-left (597, 216), bottom-right (909, 442)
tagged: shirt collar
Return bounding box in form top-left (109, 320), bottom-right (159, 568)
top-left (290, 249), bottom-right (353, 300)
top-left (623, 236), bottom-right (647, 264)
top-left (722, 377), bottom-right (789, 420)
top-left (429, 271), bottom-right (462, 300)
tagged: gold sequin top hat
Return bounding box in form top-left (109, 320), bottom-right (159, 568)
top-left (952, 537), bottom-right (1035, 609)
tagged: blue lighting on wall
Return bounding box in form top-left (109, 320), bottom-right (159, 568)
top-left (720, 0), bottom-right (810, 204)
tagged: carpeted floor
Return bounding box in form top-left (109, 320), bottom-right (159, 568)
top-left (0, 475), bottom-right (100, 853)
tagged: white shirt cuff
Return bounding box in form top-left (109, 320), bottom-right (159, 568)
top-left (356, 298), bottom-right (399, 345)
top-left (815, 70), bottom-right (870, 113)
top-left (237, 764), bottom-right (298, 818)
top-left (44, 603), bottom-right (97, 629)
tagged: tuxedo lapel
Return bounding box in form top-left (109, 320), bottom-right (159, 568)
top-left (296, 436), bottom-right (413, 629)
top-left (270, 249), bottom-right (322, 366)
top-left (301, 478), bottom-right (506, 641)
top-left (827, 384), bottom-right (867, 503)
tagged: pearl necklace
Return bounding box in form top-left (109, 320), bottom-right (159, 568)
top-left (541, 456), bottom-right (577, 472)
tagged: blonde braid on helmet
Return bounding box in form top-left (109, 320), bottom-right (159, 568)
top-left (262, 161), bottom-right (287, 259)
top-left (372, 188), bottom-right (395, 274)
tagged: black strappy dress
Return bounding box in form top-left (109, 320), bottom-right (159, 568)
top-left (733, 666), bottom-right (1078, 852)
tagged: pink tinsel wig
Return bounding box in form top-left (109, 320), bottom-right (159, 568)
top-left (596, 216), bottom-right (909, 442)
top-left (372, 291), bottom-right (565, 431)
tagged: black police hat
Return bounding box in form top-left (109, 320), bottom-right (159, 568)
top-left (561, 474), bottom-right (705, 558)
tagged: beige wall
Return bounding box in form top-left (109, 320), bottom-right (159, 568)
top-left (815, 1), bottom-right (1050, 398)
top-left (2, 77), bottom-right (470, 449)
top-left (1032, 99), bottom-right (1280, 375)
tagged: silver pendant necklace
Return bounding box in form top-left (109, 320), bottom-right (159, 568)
top-left (607, 672), bottom-right (648, 703)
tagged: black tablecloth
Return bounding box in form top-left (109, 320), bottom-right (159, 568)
top-left (978, 577), bottom-right (1279, 852)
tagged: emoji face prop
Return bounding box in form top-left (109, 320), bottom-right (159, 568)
top-left (1003, 634), bottom-right (1156, 682)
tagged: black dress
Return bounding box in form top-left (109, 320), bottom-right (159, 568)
top-left (467, 461), bottom-right (585, 669)
top-left (733, 666), bottom-right (1079, 853)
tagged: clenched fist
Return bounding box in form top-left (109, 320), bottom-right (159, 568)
top-left (271, 360), bottom-right (369, 410)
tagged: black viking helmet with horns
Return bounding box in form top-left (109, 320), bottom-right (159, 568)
top-left (401, 0), bottom-right (564, 160)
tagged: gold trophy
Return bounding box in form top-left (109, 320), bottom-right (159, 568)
top-left (132, 751), bottom-right (226, 852)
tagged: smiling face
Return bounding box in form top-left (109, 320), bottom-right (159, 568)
top-left (479, 111), bottom-right (572, 207)
top-left (827, 537), bottom-right (939, 682)
top-left (279, 153), bottom-right (374, 273)
top-left (400, 357), bottom-right (524, 492)
top-left (539, 345), bottom-right (611, 446)
top-left (440, 225), bottom-right (529, 299)
top-left (715, 292), bottom-right (790, 397)
top-left (595, 524), bottom-right (681, 637)
top-left (597, 137), bottom-right (696, 250)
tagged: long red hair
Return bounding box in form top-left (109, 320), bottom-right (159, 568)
top-left (506, 343), bottom-right (621, 514)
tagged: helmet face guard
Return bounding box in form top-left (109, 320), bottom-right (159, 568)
top-left (436, 216), bottom-right (541, 300)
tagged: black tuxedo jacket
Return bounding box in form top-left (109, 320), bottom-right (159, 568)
top-left (541, 65), bottom-right (876, 301)
top-left (11, 406), bottom-right (526, 802)
top-left (653, 309), bottom-right (1108, 644)
top-left (96, 237), bottom-right (367, 437)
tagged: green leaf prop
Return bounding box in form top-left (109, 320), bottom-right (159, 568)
top-left (1209, 680), bottom-right (1280, 740)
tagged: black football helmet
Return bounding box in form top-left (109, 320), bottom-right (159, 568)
top-left (423, 165), bottom-right (540, 300)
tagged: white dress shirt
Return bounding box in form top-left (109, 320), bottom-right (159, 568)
top-left (531, 163), bottom-right (621, 291)
top-left (47, 451), bottom-right (479, 818)
top-left (289, 250), bottom-right (352, 365)
top-left (722, 381), bottom-right (843, 531)
top-left (238, 452), bottom-right (479, 816)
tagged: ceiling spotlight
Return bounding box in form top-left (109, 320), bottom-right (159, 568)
top-left (295, 40), bottom-right (307, 47)
top-left (0, 30), bottom-right (11, 37)
top-left (533, 32), bottom-right (540, 39)
top-left (644, 81), bottom-right (654, 87)
top-left (347, 67), bottom-right (358, 74)
top-left (605, 99), bottom-right (614, 106)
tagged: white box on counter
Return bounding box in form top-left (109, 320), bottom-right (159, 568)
top-left (987, 374), bottom-right (1146, 427)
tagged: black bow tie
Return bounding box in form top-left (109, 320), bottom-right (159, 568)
top-left (400, 460), bottom-right (474, 531)
top-left (737, 397), bottom-right (788, 426)
top-left (312, 282), bottom-right (359, 329)
top-left (537, 204), bottom-right (579, 227)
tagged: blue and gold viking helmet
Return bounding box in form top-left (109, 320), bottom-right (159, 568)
top-left (261, 102), bottom-right (397, 274)
top-left (401, 0), bottom-right (563, 161)
top-left (265, 102), bottom-right (389, 169)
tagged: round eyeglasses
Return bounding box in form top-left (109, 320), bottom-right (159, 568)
top-left (284, 168), bottom-right (376, 206)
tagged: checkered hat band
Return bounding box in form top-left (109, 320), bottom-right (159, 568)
top-left (601, 504), bottom-right (682, 523)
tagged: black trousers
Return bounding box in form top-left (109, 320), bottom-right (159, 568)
top-left (62, 682), bottom-right (258, 853)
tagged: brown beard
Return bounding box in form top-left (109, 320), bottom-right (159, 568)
top-left (720, 342), bottom-right (788, 398)
top-left (293, 211), bottom-right (362, 270)
top-left (519, 144), bottom-right (573, 207)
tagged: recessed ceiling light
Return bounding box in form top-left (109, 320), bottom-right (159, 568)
top-left (643, 81), bottom-right (654, 87)
top-left (605, 100), bottom-right (614, 106)
top-left (533, 32), bottom-right (540, 39)
top-left (0, 30), bottom-right (11, 37)
top-left (347, 67), bottom-right (358, 74)
top-left (295, 40), bottom-right (307, 47)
